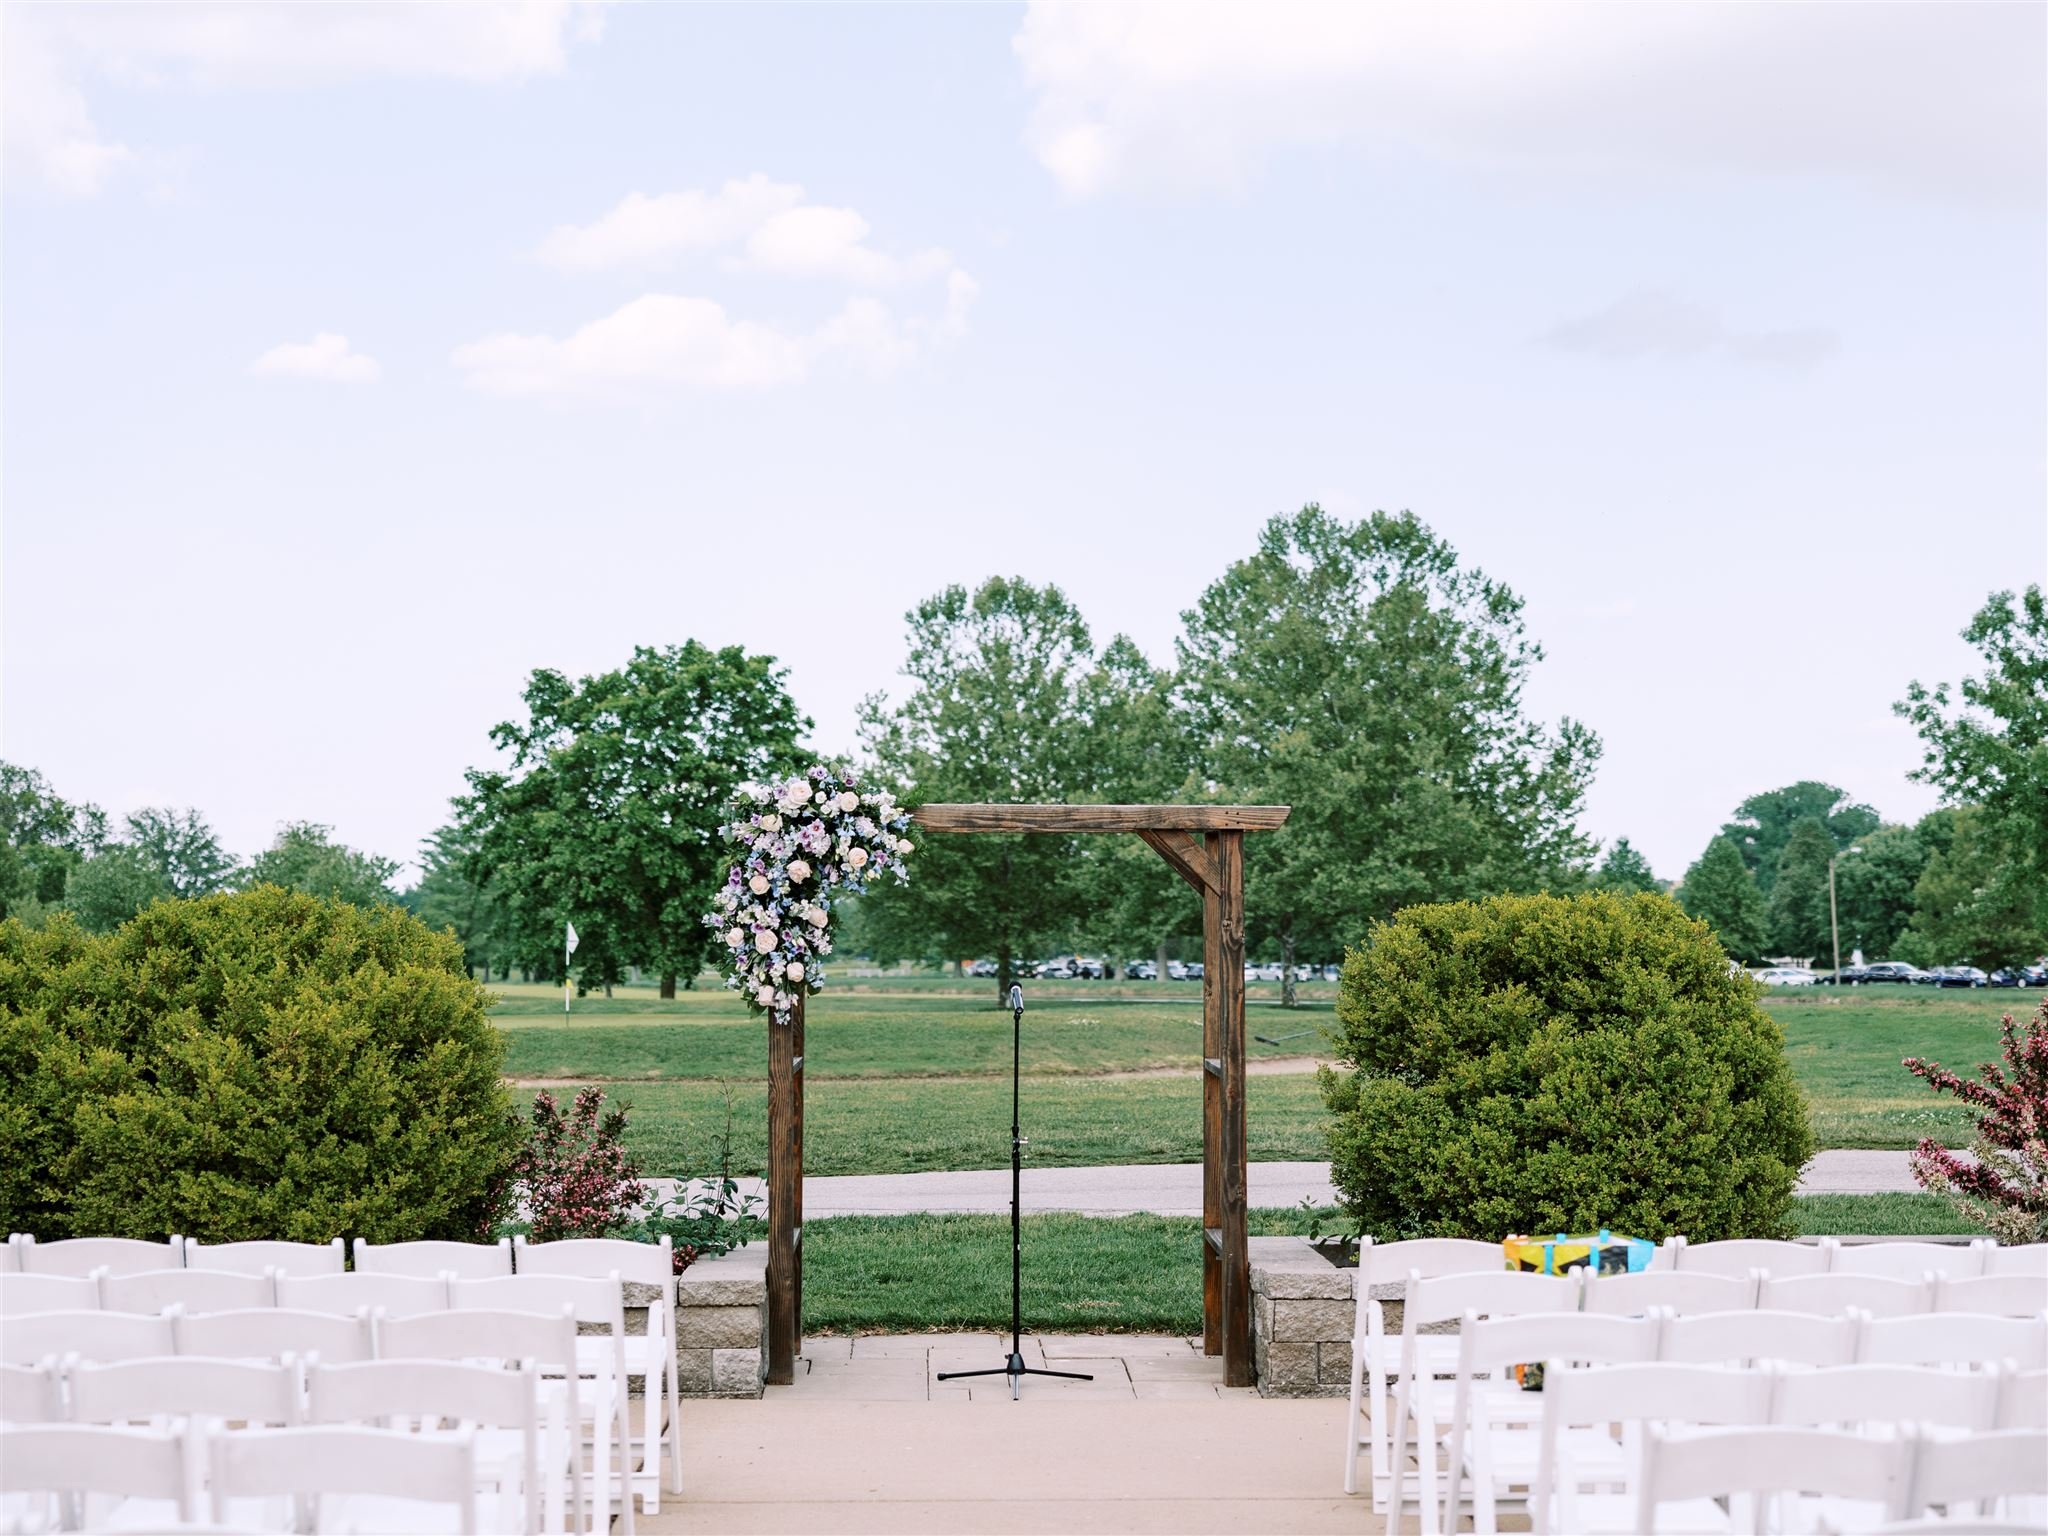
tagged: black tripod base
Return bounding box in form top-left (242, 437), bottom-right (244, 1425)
top-left (936, 1351), bottom-right (1095, 1400)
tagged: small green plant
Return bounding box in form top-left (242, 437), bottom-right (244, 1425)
top-left (625, 1081), bottom-right (763, 1273)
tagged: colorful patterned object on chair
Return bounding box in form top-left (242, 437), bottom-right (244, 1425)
top-left (1502, 1229), bottom-right (1654, 1276)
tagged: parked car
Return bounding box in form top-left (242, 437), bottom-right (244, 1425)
top-left (969, 959), bottom-right (999, 978)
top-left (1244, 961), bottom-right (1285, 982)
top-left (1166, 960), bottom-right (1190, 981)
top-left (1320, 964), bottom-right (1342, 981)
top-left (1073, 956), bottom-right (1106, 979)
top-left (1931, 966), bottom-right (1988, 988)
top-left (1988, 967), bottom-right (2028, 987)
top-left (1816, 966), bottom-right (1873, 985)
top-left (1754, 967), bottom-right (1818, 987)
top-left (1859, 962), bottom-right (1928, 984)
top-left (1040, 955), bottom-right (1077, 978)
top-left (1125, 960), bottom-right (1157, 981)
top-left (1184, 961), bottom-right (1205, 981)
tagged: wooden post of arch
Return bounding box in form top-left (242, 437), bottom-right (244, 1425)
top-left (762, 802), bottom-right (1288, 1389)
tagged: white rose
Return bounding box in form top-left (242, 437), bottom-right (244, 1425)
top-left (787, 859), bottom-right (811, 883)
top-left (755, 929), bottom-right (778, 952)
top-left (814, 790), bottom-right (827, 803)
top-left (755, 984), bottom-right (776, 1006)
top-left (855, 817), bottom-right (876, 837)
top-left (749, 874), bottom-right (770, 895)
top-left (760, 813), bottom-right (781, 833)
top-left (785, 961), bottom-right (806, 982)
top-left (895, 837), bottom-right (914, 855)
top-left (725, 927), bottom-right (745, 948)
top-left (838, 791), bottom-right (860, 813)
top-left (846, 845), bottom-right (869, 868)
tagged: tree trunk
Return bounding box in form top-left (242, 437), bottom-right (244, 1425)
top-left (660, 973), bottom-right (677, 999)
top-left (1281, 923), bottom-right (1297, 1009)
top-left (603, 982), bottom-right (613, 999)
top-left (997, 943), bottom-right (1013, 1006)
top-left (954, 957), bottom-right (964, 977)
top-left (1156, 937), bottom-right (1170, 979)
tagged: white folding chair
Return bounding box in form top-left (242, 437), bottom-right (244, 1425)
top-left (68, 1356), bottom-right (302, 1428)
top-left (1995, 1368), bottom-right (2048, 1429)
top-left (355, 1237), bottom-right (514, 1279)
top-left (1341, 1236), bottom-right (1503, 1506)
top-left (0, 1361), bottom-right (62, 1423)
top-left (453, 1275), bottom-right (633, 1536)
top-left (514, 1235), bottom-right (679, 1508)
top-left (1386, 1268), bottom-right (1578, 1534)
top-left (1906, 1429), bottom-right (2048, 1524)
top-left (14, 1236), bottom-right (183, 1277)
top-left (1982, 1244), bottom-right (2048, 1279)
top-left (1770, 1364), bottom-right (1999, 1432)
top-left (1873, 1520), bottom-right (2042, 1535)
top-left (101, 1267), bottom-right (275, 1314)
top-left (1659, 1309), bottom-right (1859, 1368)
top-left (0, 1271), bottom-right (104, 1315)
top-left (1759, 1273), bottom-right (1932, 1318)
top-left (1532, 1362), bottom-right (1774, 1535)
top-left (183, 1237), bottom-right (345, 1277)
top-left (1936, 1274), bottom-right (2048, 1317)
top-left (1833, 1241), bottom-right (1986, 1281)
top-left (1856, 1312), bottom-right (2048, 1370)
top-left (0, 1422), bottom-right (202, 1532)
top-left (308, 1359), bottom-right (553, 1535)
top-left (383, 1307), bottom-right (588, 1533)
top-left (1583, 1268), bottom-right (1756, 1316)
top-left (279, 1271), bottom-right (450, 1317)
top-left (1634, 1424), bottom-right (1913, 1534)
top-left (1666, 1236), bottom-right (1832, 1278)
top-left (1, 1236), bottom-right (18, 1274)
top-left (209, 1424), bottom-right (481, 1534)
top-left (173, 1308), bottom-right (373, 1365)
top-left (1, 1311), bottom-right (177, 1365)
top-left (1441, 1311), bottom-right (1660, 1533)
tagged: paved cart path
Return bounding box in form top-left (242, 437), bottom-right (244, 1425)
top-left (650, 1149), bottom-right (1919, 1218)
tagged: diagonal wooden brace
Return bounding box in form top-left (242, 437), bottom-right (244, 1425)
top-left (1136, 827), bottom-right (1218, 894)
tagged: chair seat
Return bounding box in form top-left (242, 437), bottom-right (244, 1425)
top-left (1562, 1491), bottom-right (1735, 1535)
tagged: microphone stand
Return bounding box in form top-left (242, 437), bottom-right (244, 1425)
top-left (936, 983), bottom-right (1094, 1400)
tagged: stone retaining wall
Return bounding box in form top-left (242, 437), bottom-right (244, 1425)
top-left (1248, 1235), bottom-right (1356, 1397)
top-left (674, 1245), bottom-right (768, 1398)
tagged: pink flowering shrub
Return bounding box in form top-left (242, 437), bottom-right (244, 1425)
top-left (1903, 996), bottom-right (2048, 1244)
top-left (514, 1087), bottom-right (644, 1243)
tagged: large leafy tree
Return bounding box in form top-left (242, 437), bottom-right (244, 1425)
top-left (1591, 837), bottom-right (1661, 895)
top-left (1765, 817), bottom-right (1836, 962)
top-left (461, 643), bottom-right (807, 999)
top-left (0, 763), bottom-right (106, 921)
top-left (407, 821), bottom-right (504, 980)
top-left (243, 822), bottom-right (401, 909)
top-left (1832, 822), bottom-right (1931, 962)
top-left (860, 578), bottom-right (1100, 1001)
top-left (1678, 834), bottom-right (1768, 961)
top-left (64, 847), bottom-right (172, 933)
top-left (1175, 507), bottom-right (1600, 1002)
top-left (1718, 782), bottom-right (1880, 895)
top-left (122, 807), bottom-right (237, 899)
top-left (1897, 585), bottom-right (2048, 943)
top-left (1896, 806), bottom-right (2042, 970)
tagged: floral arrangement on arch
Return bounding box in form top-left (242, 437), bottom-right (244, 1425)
top-left (705, 766), bottom-right (912, 1023)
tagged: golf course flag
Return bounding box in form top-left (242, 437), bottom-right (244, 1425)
top-left (564, 921), bottom-right (579, 1014)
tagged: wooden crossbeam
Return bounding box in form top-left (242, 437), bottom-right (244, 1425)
top-left (913, 804), bottom-right (1289, 834)
top-left (1135, 828), bottom-right (1217, 893)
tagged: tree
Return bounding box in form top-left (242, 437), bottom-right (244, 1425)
top-left (1895, 806), bottom-right (2042, 970)
top-left (461, 643), bottom-right (808, 999)
top-left (1591, 837), bottom-right (1661, 895)
top-left (0, 762), bottom-right (106, 922)
top-left (1765, 817), bottom-right (1836, 962)
top-left (122, 807), bottom-right (237, 899)
top-left (243, 822), bottom-right (401, 909)
top-left (63, 847), bottom-right (172, 933)
top-left (1678, 835), bottom-right (1768, 961)
top-left (1831, 822), bottom-right (1929, 962)
top-left (407, 821), bottom-right (503, 980)
top-left (860, 578), bottom-right (1098, 1002)
top-left (1718, 781), bottom-right (1880, 894)
top-left (1175, 507), bottom-right (1600, 1004)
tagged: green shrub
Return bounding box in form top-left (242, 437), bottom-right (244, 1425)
top-left (1321, 891), bottom-right (1813, 1243)
top-left (0, 887), bottom-right (521, 1243)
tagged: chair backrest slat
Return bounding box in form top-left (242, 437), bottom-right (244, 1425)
top-left (1856, 1312), bottom-right (2048, 1369)
top-left (1770, 1363), bottom-right (1999, 1431)
top-left (1358, 1237), bottom-right (1502, 1288)
top-left (513, 1235), bottom-right (670, 1285)
top-left (1982, 1243), bottom-right (2048, 1279)
top-left (0, 1271), bottom-right (103, 1315)
top-left (1402, 1268), bottom-right (1576, 1329)
top-left (208, 1424), bottom-right (480, 1532)
top-left (1, 1310), bottom-right (176, 1365)
top-left (69, 1356), bottom-right (301, 1427)
top-left (1935, 1273), bottom-right (2048, 1317)
top-left (1659, 1309), bottom-right (1860, 1368)
top-left (1668, 1237), bottom-right (1831, 1277)
top-left (1907, 1428), bottom-right (2048, 1513)
top-left (1635, 1424), bottom-right (1911, 1530)
top-left (101, 1268), bottom-right (274, 1315)
top-left (1831, 1240), bottom-right (1985, 1280)
top-left (0, 1422), bottom-right (197, 1509)
top-left (0, 1362), bottom-right (62, 1423)
top-left (1758, 1272), bottom-right (1932, 1318)
top-left (375, 1305), bottom-right (578, 1372)
top-left (182, 1238), bottom-right (345, 1277)
top-left (277, 1272), bottom-right (449, 1318)
top-left (1457, 1310), bottom-right (1658, 1373)
top-left (1583, 1268), bottom-right (1755, 1316)
top-left (352, 1237), bottom-right (512, 1279)
top-left (173, 1307), bottom-right (372, 1364)
top-left (1994, 1367), bottom-right (2048, 1429)
top-left (14, 1236), bottom-right (183, 1277)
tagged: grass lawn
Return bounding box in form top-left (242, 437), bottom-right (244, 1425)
top-left (495, 983), bottom-right (2022, 1172)
top-left (797, 1194), bottom-right (1986, 1333)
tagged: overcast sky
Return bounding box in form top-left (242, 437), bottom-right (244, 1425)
top-left (4, 2), bottom-right (2043, 885)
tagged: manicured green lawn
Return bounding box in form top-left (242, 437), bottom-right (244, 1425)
top-left (494, 981), bottom-right (2022, 1170)
top-left (796, 1194), bottom-right (1987, 1333)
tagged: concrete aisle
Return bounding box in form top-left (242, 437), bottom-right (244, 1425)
top-left (655, 1149), bottom-right (1921, 1217)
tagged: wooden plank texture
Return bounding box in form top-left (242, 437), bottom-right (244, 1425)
top-left (766, 996), bottom-right (802, 1385)
top-left (914, 804), bottom-right (1290, 834)
top-left (1135, 828), bottom-right (1218, 894)
top-left (1213, 830), bottom-right (1252, 1387)
top-left (1201, 851), bottom-right (1223, 1358)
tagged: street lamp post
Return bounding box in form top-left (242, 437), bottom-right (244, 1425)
top-left (1829, 845), bottom-right (1863, 981)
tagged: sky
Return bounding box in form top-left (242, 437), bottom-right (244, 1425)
top-left (4, 1), bottom-right (2044, 886)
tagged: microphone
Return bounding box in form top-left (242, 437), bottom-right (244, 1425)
top-left (1008, 984), bottom-right (1023, 1016)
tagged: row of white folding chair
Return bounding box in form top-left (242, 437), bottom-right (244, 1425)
top-left (1591, 1268), bottom-right (2048, 1320)
top-left (0, 1282), bottom-right (635, 1533)
top-left (0, 1419), bottom-right (496, 1534)
top-left (1663, 1237), bottom-right (2048, 1281)
top-left (1380, 1273), bottom-right (2048, 1533)
top-left (0, 1355), bottom-right (568, 1534)
top-left (1634, 1425), bottom-right (2048, 1535)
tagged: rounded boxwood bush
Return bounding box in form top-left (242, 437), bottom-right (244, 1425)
top-left (1321, 891), bottom-right (1813, 1243)
top-left (0, 887), bottom-right (521, 1243)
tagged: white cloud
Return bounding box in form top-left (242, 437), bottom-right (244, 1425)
top-left (1012, 1), bottom-right (2044, 205)
top-left (6, 2), bottom-right (603, 196)
top-left (1538, 293), bottom-right (1838, 370)
top-left (540, 177), bottom-right (957, 287)
top-left (451, 292), bottom-right (917, 399)
top-left (250, 333), bottom-right (381, 384)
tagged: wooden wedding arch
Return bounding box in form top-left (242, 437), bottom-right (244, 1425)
top-left (765, 803), bottom-right (1291, 1388)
